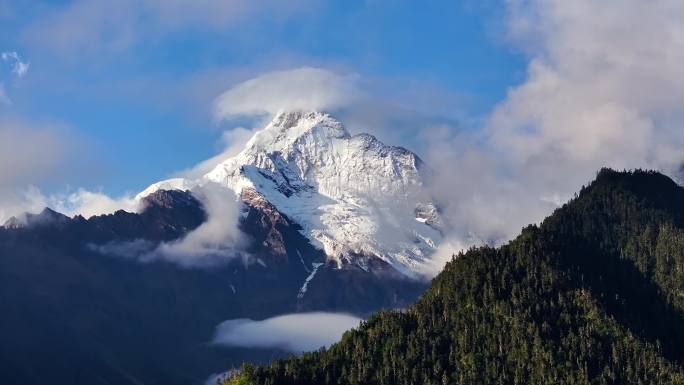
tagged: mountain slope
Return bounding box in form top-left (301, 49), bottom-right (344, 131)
top-left (226, 169), bottom-right (684, 385)
top-left (139, 110), bottom-right (441, 277)
top-left (0, 111), bottom-right (439, 384)
top-left (0, 189), bottom-right (424, 385)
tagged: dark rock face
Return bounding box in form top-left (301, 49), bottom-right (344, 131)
top-left (239, 187), bottom-right (426, 313)
top-left (0, 189), bottom-right (424, 385)
top-left (3, 207), bottom-right (70, 229)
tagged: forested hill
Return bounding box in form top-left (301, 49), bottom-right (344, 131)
top-left (224, 169), bottom-right (684, 385)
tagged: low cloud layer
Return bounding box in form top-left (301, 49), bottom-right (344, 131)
top-left (212, 312), bottom-right (362, 353)
top-left (51, 189), bottom-right (139, 218)
top-left (150, 183), bottom-right (248, 267)
top-left (1, 187), bottom-right (140, 225)
top-left (89, 183), bottom-right (249, 268)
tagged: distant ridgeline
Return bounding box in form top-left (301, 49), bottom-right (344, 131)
top-left (225, 169), bottom-right (684, 385)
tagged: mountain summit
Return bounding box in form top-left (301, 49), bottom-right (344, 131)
top-left (140, 110), bottom-right (442, 277)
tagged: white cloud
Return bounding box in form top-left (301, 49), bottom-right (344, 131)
top-left (495, 0), bottom-right (684, 178)
top-left (212, 312), bottom-right (362, 353)
top-left (416, 125), bottom-right (559, 276)
top-left (0, 186), bottom-right (48, 225)
top-left (0, 118), bottom-right (142, 224)
top-left (1, 51), bottom-right (30, 78)
top-left (86, 183), bottom-right (250, 268)
top-left (21, 0), bottom-right (312, 56)
top-left (0, 186), bottom-right (140, 225)
top-left (0, 122), bottom-right (250, 266)
top-left (88, 239), bottom-right (155, 259)
top-left (4, 182), bottom-right (248, 269)
top-left (208, 67), bottom-right (450, 148)
top-left (0, 51), bottom-right (29, 104)
top-left (499, 1), bottom-right (684, 186)
top-left (147, 182), bottom-right (249, 267)
top-left (48, 188), bottom-right (139, 218)
top-left (213, 67), bottom-right (362, 120)
top-left (420, 0), bottom-right (684, 274)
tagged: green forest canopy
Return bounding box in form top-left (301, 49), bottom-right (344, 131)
top-left (223, 169), bottom-right (684, 385)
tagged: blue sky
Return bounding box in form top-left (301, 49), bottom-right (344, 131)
top-left (0, 0), bottom-right (525, 196)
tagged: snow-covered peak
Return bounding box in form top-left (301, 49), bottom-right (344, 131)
top-left (246, 110), bottom-right (350, 153)
top-left (136, 178), bottom-right (198, 201)
top-left (140, 110), bottom-right (440, 278)
top-left (208, 110), bottom-right (424, 201)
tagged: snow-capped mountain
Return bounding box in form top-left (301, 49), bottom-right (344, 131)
top-left (0, 110), bottom-right (436, 384)
top-left (139, 110), bottom-right (441, 278)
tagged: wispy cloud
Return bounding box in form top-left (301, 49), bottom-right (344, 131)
top-left (1, 51), bottom-right (29, 78)
top-left (20, 0), bottom-right (313, 56)
top-left (0, 118), bottom-right (138, 224)
top-left (149, 183), bottom-right (249, 267)
top-left (48, 188), bottom-right (139, 218)
top-left (213, 67), bottom-right (362, 121)
top-left (0, 185), bottom-right (140, 225)
top-left (0, 118), bottom-right (72, 222)
top-left (175, 127), bottom-right (256, 179)
top-left (0, 51), bottom-right (29, 104)
top-left (212, 312), bottom-right (362, 353)
top-left (89, 183), bottom-right (249, 268)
